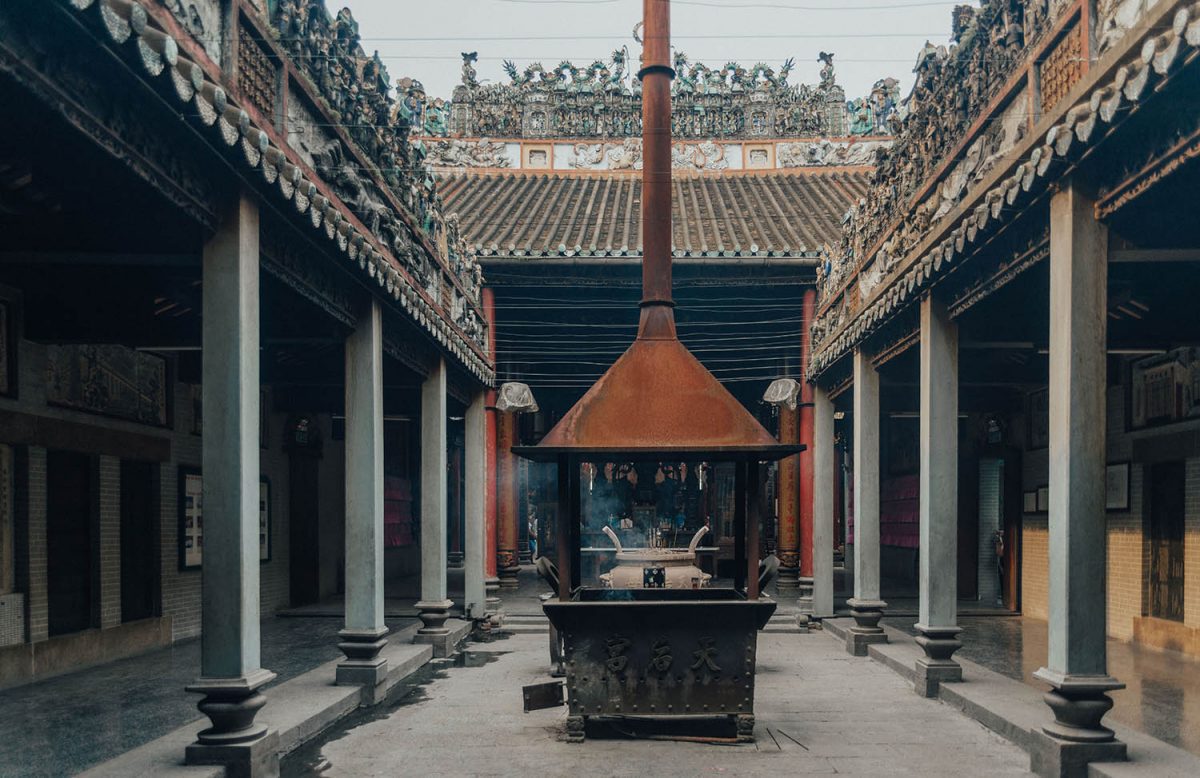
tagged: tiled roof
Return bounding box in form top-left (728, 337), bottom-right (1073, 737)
top-left (438, 170), bottom-right (870, 258)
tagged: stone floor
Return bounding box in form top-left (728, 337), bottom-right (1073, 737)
top-left (282, 628), bottom-right (1032, 777)
top-left (0, 616), bottom-right (414, 777)
top-left (884, 615), bottom-right (1200, 757)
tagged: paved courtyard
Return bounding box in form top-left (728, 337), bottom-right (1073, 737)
top-left (283, 627), bottom-right (1032, 777)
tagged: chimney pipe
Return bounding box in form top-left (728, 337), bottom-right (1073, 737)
top-left (638, 0), bottom-right (675, 340)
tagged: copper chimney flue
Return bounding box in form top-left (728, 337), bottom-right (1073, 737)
top-left (515, 0), bottom-right (793, 460)
top-left (638, 0), bottom-right (675, 340)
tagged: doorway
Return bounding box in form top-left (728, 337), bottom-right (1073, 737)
top-left (46, 450), bottom-right (95, 636)
top-left (120, 460), bottom-right (160, 622)
top-left (1147, 460), bottom-right (1185, 622)
top-left (289, 450), bottom-right (321, 606)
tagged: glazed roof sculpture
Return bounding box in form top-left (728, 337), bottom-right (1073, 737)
top-left (413, 43), bottom-right (900, 140)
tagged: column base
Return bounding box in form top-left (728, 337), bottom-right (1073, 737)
top-left (415, 599), bottom-right (455, 635)
top-left (1032, 670), bottom-right (1126, 743)
top-left (447, 552), bottom-right (465, 569)
top-left (1028, 671), bottom-right (1128, 777)
top-left (186, 669), bottom-right (276, 745)
top-left (1029, 729), bottom-right (1127, 778)
top-left (913, 623), bottom-right (963, 697)
top-left (796, 575), bottom-right (815, 617)
top-left (845, 597), bottom-right (888, 656)
top-left (776, 566), bottom-right (800, 591)
top-left (336, 627), bottom-right (390, 703)
top-left (498, 566), bottom-right (521, 589)
top-left (485, 576), bottom-right (501, 595)
top-left (186, 729), bottom-right (279, 778)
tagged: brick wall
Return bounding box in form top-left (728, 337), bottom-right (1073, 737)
top-left (97, 455), bottom-right (121, 629)
top-left (24, 447), bottom-right (47, 642)
top-left (1, 335), bottom-right (327, 646)
top-left (1020, 375), bottom-right (1198, 644)
top-left (1186, 458), bottom-right (1200, 629)
top-left (1021, 517), bottom-right (1049, 620)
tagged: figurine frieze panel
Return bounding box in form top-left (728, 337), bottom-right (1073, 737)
top-left (444, 46), bottom-right (896, 141)
top-left (777, 139), bottom-right (890, 168)
top-left (425, 139), bottom-right (513, 168)
top-left (671, 141), bottom-right (736, 172)
top-left (285, 85), bottom-right (335, 169)
top-left (163, 0), bottom-right (223, 64)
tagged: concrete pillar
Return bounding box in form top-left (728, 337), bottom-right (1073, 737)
top-left (811, 384), bottom-right (835, 619)
top-left (847, 348), bottom-right (887, 656)
top-left (186, 193), bottom-right (278, 776)
top-left (914, 295), bottom-right (962, 697)
top-left (1030, 180), bottom-right (1125, 775)
top-left (463, 390), bottom-right (487, 620)
top-left (495, 411), bottom-right (520, 588)
top-left (481, 288), bottom-right (502, 597)
top-left (483, 391), bottom-right (500, 600)
top-left (415, 357), bottom-right (453, 638)
top-left (337, 298), bottom-right (388, 699)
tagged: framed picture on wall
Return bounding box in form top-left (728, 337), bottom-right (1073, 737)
top-left (1022, 491), bottom-right (1037, 514)
top-left (1036, 486), bottom-right (1050, 513)
top-left (178, 466), bottom-right (272, 569)
top-left (1105, 462), bottom-right (1130, 511)
top-left (179, 467), bottom-right (204, 569)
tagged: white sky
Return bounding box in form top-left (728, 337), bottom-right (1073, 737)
top-left (333, 0), bottom-right (972, 103)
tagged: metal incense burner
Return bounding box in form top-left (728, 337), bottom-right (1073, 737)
top-left (597, 526), bottom-right (712, 589)
top-left (513, 0), bottom-right (802, 743)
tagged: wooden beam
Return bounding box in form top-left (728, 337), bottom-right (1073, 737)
top-left (1109, 249), bottom-right (1200, 264)
top-left (0, 409), bottom-right (171, 461)
top-left (0, 251), bottom-right (196, 266)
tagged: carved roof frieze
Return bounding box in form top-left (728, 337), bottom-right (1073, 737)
top-left (63, 0), bottom-right (494, 384)
top-left (808, 0), bottom-right (1200, 382)
top-left (414, 48), bottom-right (900, 141)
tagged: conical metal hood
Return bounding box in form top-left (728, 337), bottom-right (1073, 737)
top-left (514, 0), bottom-right (798, 463)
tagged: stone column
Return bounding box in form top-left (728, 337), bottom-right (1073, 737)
top-left (186, 193), bottom-right (278, 776)
top-left (415, 357), bottom-right (453, 645)
top-left (811, 384), bottom-right (836, 619)
top-left (495, 410), bottom-right (520, 588)
top-left (915, 295), bottom-right (962, 697)
top-left (337, 298), bottom-right (388, 700)
top-left (484, 391), bottom-right (500, 600)
top-left (463, 391), bottom-right (487, 620)
top-left (847, 348), bottom-right (887, 656)
top-left (1030, 181), bottom-right (1125, 775)
top-left (481, 289), bottom-right (500, 601)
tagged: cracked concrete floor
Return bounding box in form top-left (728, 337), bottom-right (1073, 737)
top-left (283, 627), bottom-right (1032, 777)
